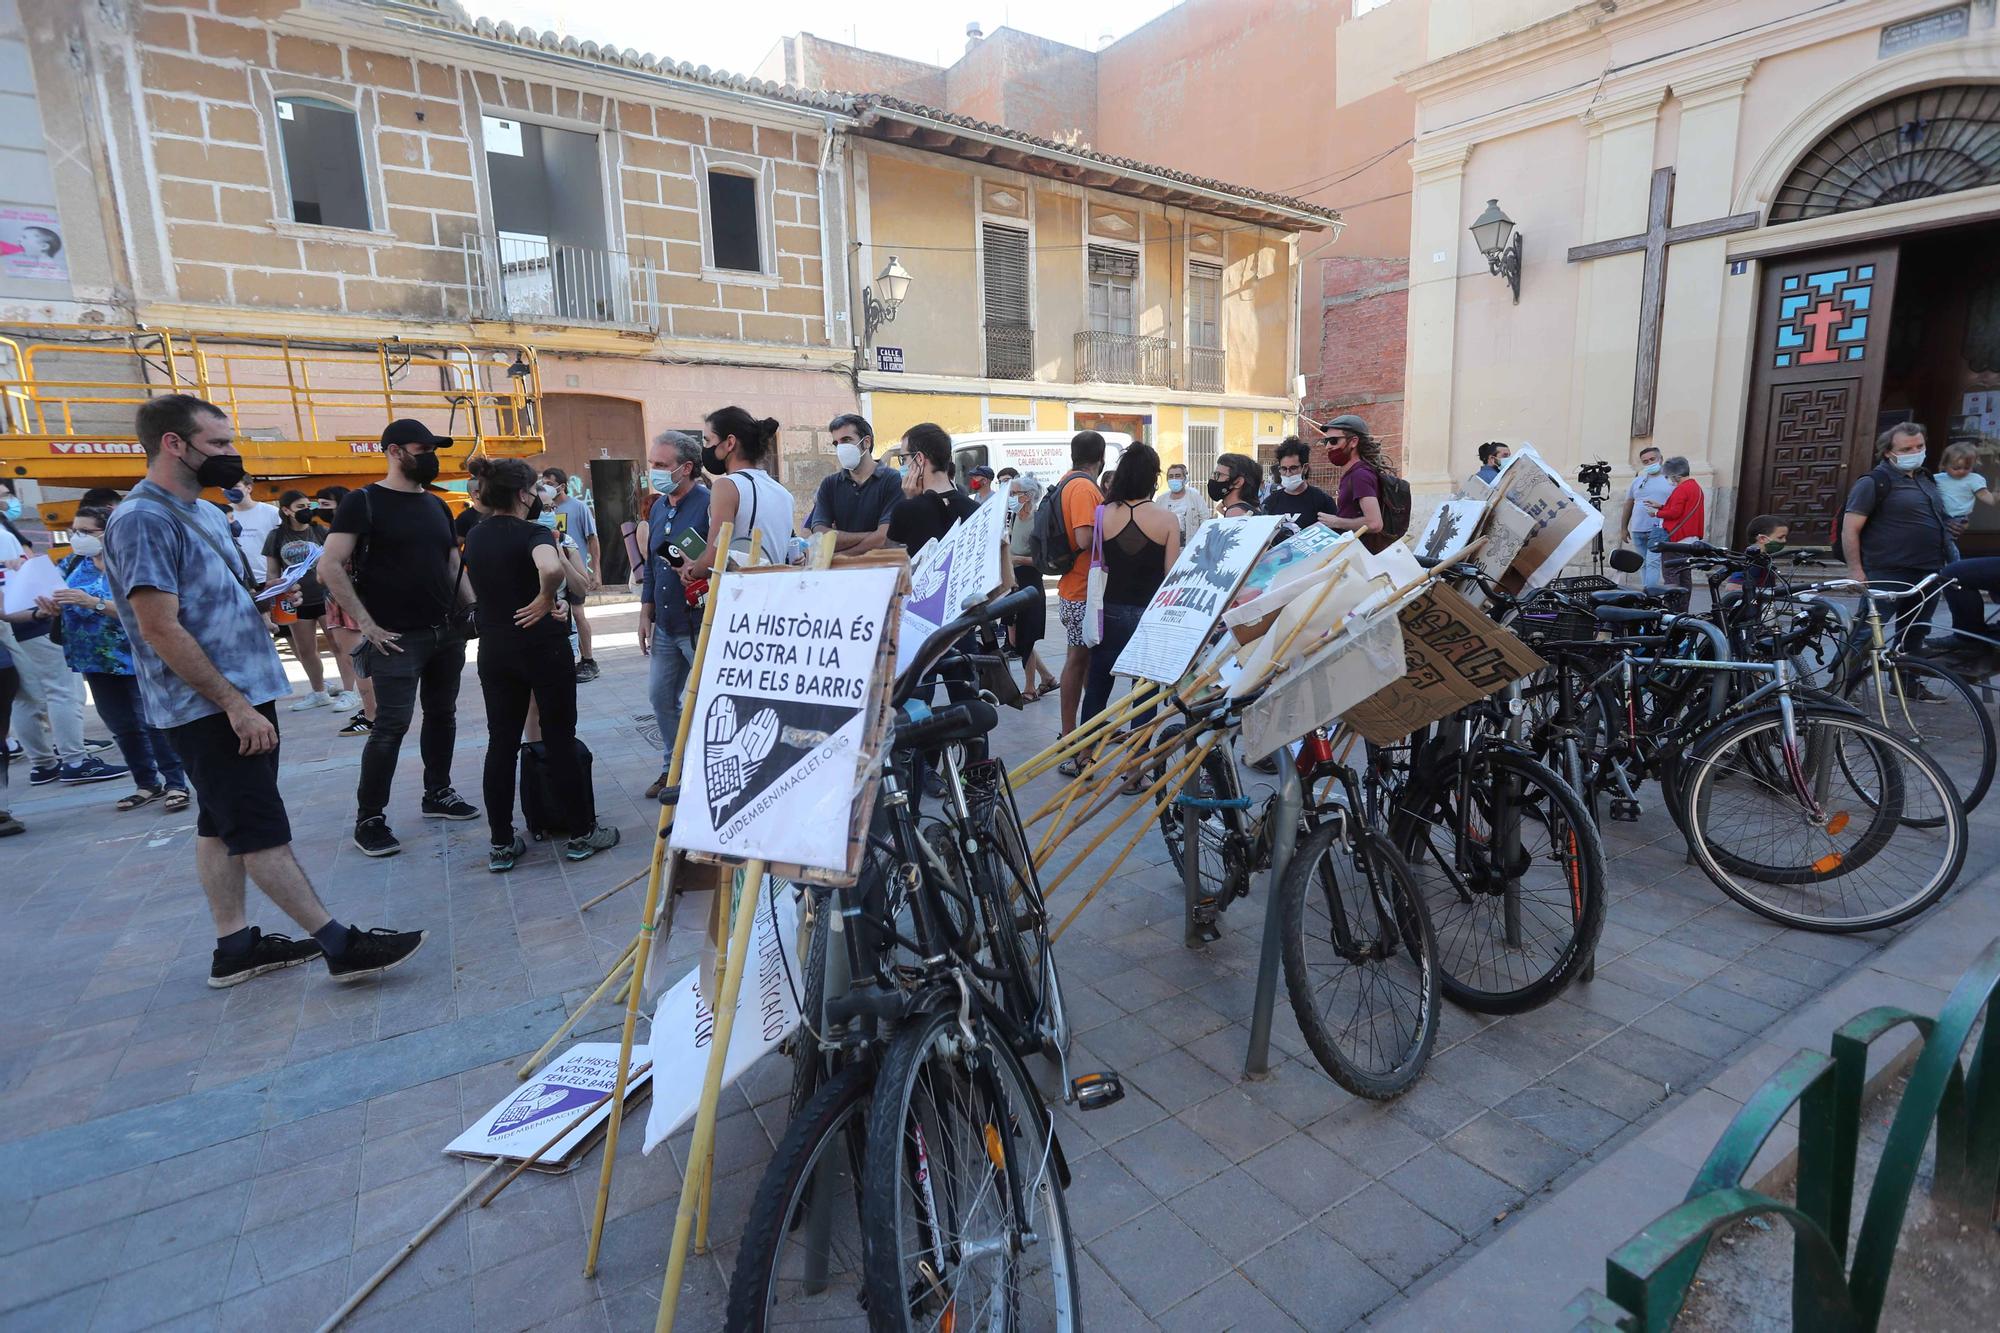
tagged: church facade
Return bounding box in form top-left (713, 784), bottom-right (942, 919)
top-left (1400, 0), bottom-right (2000, 546)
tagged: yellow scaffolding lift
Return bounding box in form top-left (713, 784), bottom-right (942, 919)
top-left (0, 325), bottom-right (545, 505)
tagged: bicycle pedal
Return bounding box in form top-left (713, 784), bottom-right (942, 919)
top-left (1609, 798), bottom-right (1642, 822)
top-left (1070, 1071), bottom-right (1125, 1111)
top-left (1188, 916), bottom-right (1222, 945)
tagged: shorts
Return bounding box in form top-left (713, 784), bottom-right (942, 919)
top-left (166, 702), bottom-right (293, 855)
top-left (295, 602), bottom-right (326, 621)
top-left (322, 597), bottom-right (359, 632)
top-left (1059, 597), bottom-right (1088, 649)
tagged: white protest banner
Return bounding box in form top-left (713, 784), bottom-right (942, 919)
top-left (896, 494), bottom-right (1009, 675)
top-left (446, 1043), bottom-right (654, 1166)
top-left (676, 565), bottom-right (899, 873)
top-left (643, 874), bottom-right (803, 1154)
top-left (1113, 515), bottom-right (1282, 684)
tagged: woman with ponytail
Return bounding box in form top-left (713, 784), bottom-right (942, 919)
top-left (687, 406), bottom-right (795, 574)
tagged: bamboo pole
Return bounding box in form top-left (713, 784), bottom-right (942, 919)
top-left (317, 1161), bottom-right (506, 1332)
top-left (580, 867), bottom-right (649, 913)
top-left (1051, 738), bottom-right (1215, 941)
top-left (1039, 741), bottom-right (1212, 900)
top-left (1012, 681), bottom-right (1160, 782)
top-left (581, 521), bottom-right (734, 1279)
top-left (479, 1062), bottom-right (655, 1208)
top-left (654, 859), bottom-right (768, 1333)
top-left (516, 936), bottom-right (641, 1079)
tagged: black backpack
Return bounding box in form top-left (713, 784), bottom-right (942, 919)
top-left (1030, 473), bottom-right (1088, 576)
top-left (1357, 461), bottom-right (1411, 552)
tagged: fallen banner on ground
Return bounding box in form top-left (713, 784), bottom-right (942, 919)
top-left (642, 872), bottom-right (803, 1154)
top-left (446, 1042), bottom-right (654, 1168)
top-left (1114, 515), bottom-right (1282, 684)
top-left (674, 563), bottom-right (900, 877)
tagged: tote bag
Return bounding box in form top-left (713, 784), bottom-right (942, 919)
top-left (1082, 504), bottom-right (1108, 647)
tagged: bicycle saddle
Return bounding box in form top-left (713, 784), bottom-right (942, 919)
top-left (1588, 589), bottom-right (1654, 606)
top-left (1593, 604), bottom-right (1665, 625)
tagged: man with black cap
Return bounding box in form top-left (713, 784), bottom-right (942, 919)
top-left (321, 419), bottom-right (479, 857)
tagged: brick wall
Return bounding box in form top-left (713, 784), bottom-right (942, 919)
top-left (133, 4), bottom-right (829, 345)
top-left (1312, 255), bottom-right (1408, 471)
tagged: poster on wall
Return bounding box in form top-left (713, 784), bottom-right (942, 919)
top-left (1113, 515), bottom-right (1282, 684)
top-left (674, 565), bottom-right (900, 875)
top-left (896, 492), bottom-right (1009, 674)
top-left (0, 207), bottom-right (68, 282)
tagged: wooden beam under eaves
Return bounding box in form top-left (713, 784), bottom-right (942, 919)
top-left (878, 120), bottom-right (918, 141)
top-left (913, 128), bottom-right (959, 148)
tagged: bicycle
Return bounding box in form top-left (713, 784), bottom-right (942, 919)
top-left (730, 586), bottom-right (1099, 1332)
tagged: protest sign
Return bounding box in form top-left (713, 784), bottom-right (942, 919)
top-left (1238, 523), bottom-right (1346, 600)
top-left (1414, 500), bottom-right (1487, 566)
top-left (1113, 515), bottom-right (1281, 684)
top-left (1340, 580), bottom-right (1546, 744)
top-left (447, 1043), bottom-right (654, 1167)
top-left (1228, 552), bottom-right (1391, 694)
top-left (675, 565), bottom-right (899, 875)
top-left (896, 494), bottom-right (1009, 674)
top-left (1477, 446), bottom-right (1603, 594)
top-left (1240, 602), bottom-right (1406, 760)
top-left (643, 874), bottom-right (803, 1154)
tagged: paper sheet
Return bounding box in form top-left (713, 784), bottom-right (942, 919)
top-left (0, 554), bottom-right (65, 616)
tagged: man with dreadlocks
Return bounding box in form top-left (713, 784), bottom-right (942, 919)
top-left (1319, 414), bottom-right (1390, 548)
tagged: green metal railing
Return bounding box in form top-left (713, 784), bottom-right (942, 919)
top-left (1567, 936), bottom-right (2000, 1331)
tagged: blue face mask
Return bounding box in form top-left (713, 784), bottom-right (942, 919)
top-left (1166, 478), bottom-right (1186, 494)
top-left (1005, 496), bottom-right (1021, 516)
top-left (1891, 450), bottom-right (1926, 472)
top-left (1, 498), bottom-right (18, 521)
top-left (536, 511), bottom-right (559, 528)
top-left (649, 467), bottom-right (678, 494)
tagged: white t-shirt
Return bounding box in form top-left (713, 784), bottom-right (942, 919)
top-left (726, 469), bottom-right (796, 566)
top-left (1158, 489), bottom-right (1204, 547)
top-left (0, 527), bottom-right (23, 563)
top-left (232, 501), bottom-right (282, 583)
top-left (1626, 472), bottom-right (1676, 534)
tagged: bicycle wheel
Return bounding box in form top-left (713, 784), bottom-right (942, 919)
top-left (860, 1005), bottom-right (1078, 1332)
top-left (1681, 710), bottom-right (1966, 932)
top-left (1392, 745), bottom-right (1607, 1014)
top-left (729, 1061), bottom-right (873, 1330)
top-left (1153, 723), bottom-right (1250, 907)
top-left (1842, 656), bottom-right (1994, 813)
top-left (1278, 815), bottom-right (1439, 1099)
top-left (970, 760), bottom-right (1069, 1059)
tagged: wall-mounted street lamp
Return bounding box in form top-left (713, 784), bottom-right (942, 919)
top-left (861, 255), bottom-right (912, 346)
top-left (1470, 199), bottom-right (1522, 304)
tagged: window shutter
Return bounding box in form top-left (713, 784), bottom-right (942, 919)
top-left (982, 224), bottom-right (1030, 324)
top-left (1089, 245), bottom-right (1138, 278)
top-left (1186, 424), bottom-right (1220, 481)
top-left (1190, 263), bottom-right (1222, 349)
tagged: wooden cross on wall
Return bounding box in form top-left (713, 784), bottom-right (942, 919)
top-left (1566, 167), bottom-right (1761, 438)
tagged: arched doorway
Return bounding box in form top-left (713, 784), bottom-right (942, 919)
top-left (1738, 83), bottom-right (2000, 546)
top-left (539, 393), bottom-right (645, 583)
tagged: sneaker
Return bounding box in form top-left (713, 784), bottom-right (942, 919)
top-left (575, 658), bottom-right (601, 683)
top-left (562, 823), bottom-right (621, 861)
top-left (328, 690), bottom-right (362, 713)
top-left (338, 714), bottom-right (373, 737)
top-left (28, 763), bottom-right (60, 786)
top-left (421, 788), bottom-right (480, 821)
top-left (116, 786), bottom-right (166, 812)
top-left (208, 928), bottom-right (324, 989)
top-left (60, 756), bottom-right (130, 785)
top-left (354, 815), bottom-right (401, 857)
top-left (0, 811), bottom-right (22, 837)
top-left (324, 926), bottom-right (427, 982)
top-left (488, 836), bottom-right (527, 873)
top-left (287, 691), bottom-right (331, 712)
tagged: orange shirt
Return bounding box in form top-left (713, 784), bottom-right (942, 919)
top-left (1056, 471), bottom-right (1103, 603)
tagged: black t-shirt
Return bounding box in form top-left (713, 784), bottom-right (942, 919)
top-left (330, 484), bottom-right (460, 632)
top-left (462, 515), bottom-right (564, 642)
top-left (454, 507), bottom-right (484, 542)
top-left (262, 521), bottom-right (327, 603)
top-left (1263, 484), bottom-right (1339, 536)
top-left (888, 489), bottom-right (980, 553)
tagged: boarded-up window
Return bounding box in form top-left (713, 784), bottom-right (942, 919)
top-left (708, 171), bottom-right (761, 272)
top-left (277, 97), bottom-right (370, 230)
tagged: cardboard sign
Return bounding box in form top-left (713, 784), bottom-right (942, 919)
top-left (446, 1043), bottom-right (653, 1167)
top-left (1478, 446), bottom-right (1604, 594)
top-left (643, 874), bottom-right (804, 1154)
top-left (1240, 604), bottom-right (1406, 760)
top-left (676, 565), bottom-right (899, 874)
top-left (897, 493), bottom-right (1009, 675)
top-left (1114, 515), bottom-right (1282, 684)
top-left (1228, 553), bottom-right (1392, 696)
top-left (1340, 580), bottom-right (1546, 745)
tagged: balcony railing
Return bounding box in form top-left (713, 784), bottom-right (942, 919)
top-left (984, 320), bottom-right (1034, 380)
top-left (1075, 330), bottom-right (1171, 387)
top-left (1189, 345), bottom-right (1225, 394)
top-left (461, 234), bottom-right (660, 328)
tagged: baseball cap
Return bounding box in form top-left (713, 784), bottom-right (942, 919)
top-left (968, 465), bottom-right (996, 481)
top-left (380, 419), bottom-right (453, 450)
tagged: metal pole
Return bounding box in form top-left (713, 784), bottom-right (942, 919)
top-left (1243, 756), bottom-right (1303, 1080)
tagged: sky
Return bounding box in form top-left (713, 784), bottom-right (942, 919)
top-left (462, 0), bottom-right (1185, 78)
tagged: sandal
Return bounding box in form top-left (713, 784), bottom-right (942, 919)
top-left (1057, 756), bottom-right (1087, 779)
top-left (117, 787), bottom-right (165, 812)
top-left (162, 787), bottom-right (191, 812)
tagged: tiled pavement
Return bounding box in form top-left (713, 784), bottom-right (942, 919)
top-left (0, 596), bottom-right (1990, 1330)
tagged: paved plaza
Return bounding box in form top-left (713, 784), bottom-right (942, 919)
top-left (1, 596), bottom-right (1994, 1331)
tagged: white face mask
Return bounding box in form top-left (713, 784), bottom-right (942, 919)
top-left (1892, 450), bottom-right (1926, 471)
top-left (835, 442), bottom-right (864, 472)
top-left (1279, 473), bottom-right (1305, 493)
top-left (69, 533), bottom-right (104, 558)
top-left (1641, 461), bottom-right (1662, 475)
top-left (1166, 477), bottom-right (1186, 494)
top-left (536, 483), bottom-right (558, 501)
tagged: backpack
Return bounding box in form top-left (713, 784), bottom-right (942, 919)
top-left (1030, 473), bottom-right (1088, 576)
top-left (1831, 463), bottom-right (1893, 563)
top-left (1358, 462), bottom-right (1412, 553)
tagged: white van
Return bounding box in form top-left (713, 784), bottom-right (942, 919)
top-left (946, 431), bottom-right (1130, 487)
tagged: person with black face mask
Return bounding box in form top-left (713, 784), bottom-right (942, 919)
top-left (321, 419), bottom-right (479, 858)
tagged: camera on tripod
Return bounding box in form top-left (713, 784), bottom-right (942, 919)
top-left (1577, 460), bottom-right (1613, 494)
